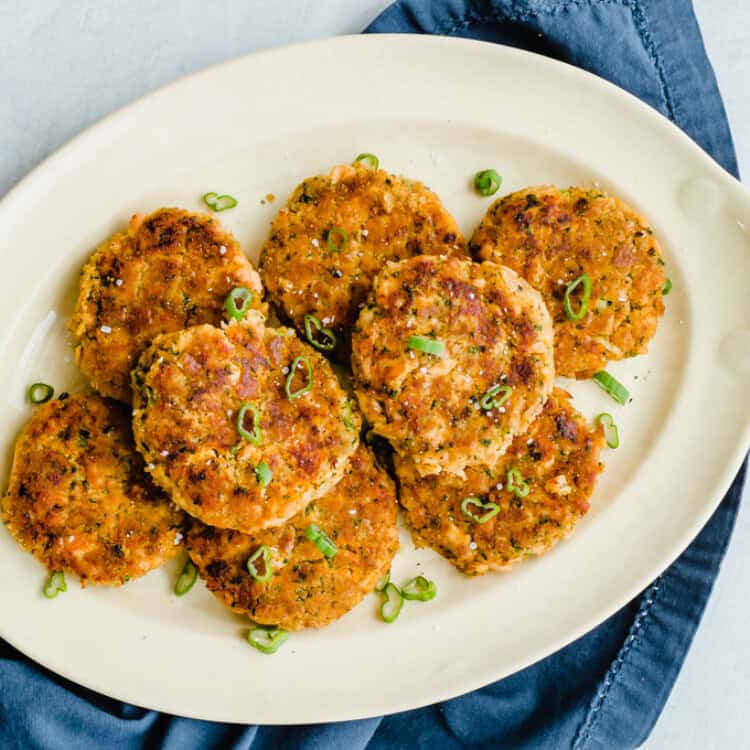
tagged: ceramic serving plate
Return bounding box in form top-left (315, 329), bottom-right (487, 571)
top-left (1, 34), bottom-right (749, 724)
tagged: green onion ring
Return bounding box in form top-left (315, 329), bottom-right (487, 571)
top-left (203, 192), bottom-right (238, 211)
top-left (662, 278), bottom-right (672, 295)
top-left (506, 468), bottom-right (530, 499)
top-left (479, 384), bottom-right (512, 411)
top-left (564, 273), bottom-right (592, 321)
top-left (374, 572), bottom-right (390, 593)
top-left (354, 153), bottom-right (379, 169)
top-left (474, 169), bottom-right (502, 197)
top-left (460, 496), bottom-right (500, 524)
top-left (304, 524), bottom-right (338, 558)
top-left (285, 356), bottom-right (313, 400)
top-left (401, 576), bottom-right (437, 602)
top-left (326, 226), bottom-right (349, 252)
top-left (28, 382), bottom-right (54, 405)
top-left (255, 461), bottom-right (273, 487)
top-left (304, 314), bottom-right (337, 351)
top-left (246, 545), bottom-right (273, 582)
top-left (225, 286), bottom-right (254, 320)
top-left (43, 570), bottom-right (67, 599)
top-left (407, 335), bottom-right (444, 357)
top-left (379, 582), bottom-right (404, 623)
top-left (597, 413), bottom-right (620, 449)
top-left (592, 371), bottom-right (630, 405)
top-left (237, 403), bottom-right (262, 445)
top-left (247, 626), bottom-right (289, 655)
top-left (174, 560), bottom-right (198, 596)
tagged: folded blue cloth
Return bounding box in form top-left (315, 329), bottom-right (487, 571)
top-left (1, 1), bottom-right (745, 748)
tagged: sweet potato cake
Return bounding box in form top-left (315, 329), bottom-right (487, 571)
top-left (132, 311), bottom-right (360, 534)
top-left (469, 186), bottom-right (666, 379)
top-left (187, 445), bottom-right (398, 631)
top-left (1, 393), bottom-right (185, 586)
top-left (396, 388), bottom-right (605, 576)
top-left (69, 207), bottom-right (266, 402)
top-left (259, 163), bottom-right (465, 360)
top-left (352, 255), bottom-right (554, 477)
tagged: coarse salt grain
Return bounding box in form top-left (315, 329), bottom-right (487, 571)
top-left (115, 279), bottom-right (124, 287)
top-left (147, 463), bottom-right (155, 470)
top-left (160, 450), bottom-right (169, 457)
top-left (174, 533), bottom-right (184, 545)
top-left (362, 229), bottom-right (369, 237)
top-left (469, 542), bottom-right (478, 550)
top-left (527, 438), bottom-right (534, 445)
top-left (311, 239), bottom-right (320, 247)
top-left (100, 325), bottom-right (112, 334)
top-left (282, 366), bottom-right (289, 374)
top-left (348, 509), bottom-right (357, 516)
top-left (219, 245), bottom-right (227, 255)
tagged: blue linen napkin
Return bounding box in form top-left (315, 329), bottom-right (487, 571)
top-left (1, 1), bottom-right (745, 748)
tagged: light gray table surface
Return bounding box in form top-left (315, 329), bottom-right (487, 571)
top-left (1, 2), bottom-right (747, 747)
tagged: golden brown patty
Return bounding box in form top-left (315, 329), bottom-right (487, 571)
top-left (469, 186), bottom-right (666, 379)
top-left (352, 255), bottom-right (554, 477)
top-left (259, 163), bottom-right (465, 359)
top-left (187, 445), bottom-right (398, 630)
top-left (396, 388), bottom-right (605, 576)
top-left (1, 393), bottom-right (185, 586)
top-left (69, 208), bottom-right (266, 402)
top-left (132, 311), bottom-right (360, 534)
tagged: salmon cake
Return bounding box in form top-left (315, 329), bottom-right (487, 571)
top-left (69, 207), bottom-right (266, 402)
top-left (469, 186), bottom-right (666, 378)
top-left (132, 311), bottom-right (360, 534)
top-left (396, 388), bottom-right (605, 576)
top-left (259, 163), bottom-right (465, 360)
top-left (352, 255), bottom-right (555, 477)
top-left (187, 445), bottom-right (398, 630)
top-left (1, 393), bottom-right (185, 586)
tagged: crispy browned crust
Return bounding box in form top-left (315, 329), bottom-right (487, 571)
top-left (352, 255), bottom-right (554, 477)
top-left (69, 208), bottom-right (266, 402)
top-left (469, 186), bottom-right (666, 378)
top-left (1, 393), bottom-right (185, 586)
top-left (187, 446), bottom-right (398, 630)
top-left (260, 164), bottom-right (466, 360)
top-left (396, 389), bottom-right (606, 576)
top-left (132, 312), bottom-right (361, 534)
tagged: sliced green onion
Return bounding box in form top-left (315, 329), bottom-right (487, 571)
top-left (225, 286), bottom-right (254, 320)
top-left (354, 152), bottom-right (379, 169)
top-left (255, 461), bottom-right (273, 487)
top-left (460, 496), bottom-right (500, 524)
top-left (401, 576), bottom-right (437, 602)
top-left (479, 384), bottom-right (512, 411)
top-left (593, 371), bottom-right (630, 405)
top-left (474, 169), bottom-right (502, 197)
top-left (597, 413), bottom-right (620, 449)
top-left (374, 572), bottom-right (390, 592)
top-left (247, 626), bottom-right (288, 655)
top-left (246, 545), bottom-right (273, 582)
top-left (43, 571), bottom-right (66, 599)
top-left (662, 278), bottom-right (672, 295)
top-left (564, 273), bottom-right (592, 321)
top-left (203, 192), bottom-right (238, 212)
top-left (326, 226), bottom-right (349, 253)
top-left (237, 403), bottom-right (262, 445)
top-left (379, 582), bottom-right (404, 623)
top-left (28, 382), bottom-right (54, 405)
top-left (285, 356), bottom-right (313, 400)
top-left (407, 335), bottom-right (444, 357)
top-left (304, 524), bottom-right (337, 558)
top-left (304, 314), bottom-right (337, 351)
top-left (506, 468), bottom-right (530, 498)
top-left (174, 560), bottom-right (198, 596)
